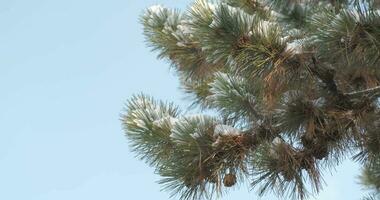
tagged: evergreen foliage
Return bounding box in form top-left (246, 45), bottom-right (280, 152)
top-left (122, 0), bottom-right (380, 199)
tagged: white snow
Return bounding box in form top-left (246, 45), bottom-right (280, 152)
top-left (318, 1), bottom-right (332, 7)
top-left (148, 5), bottom-right (164, 14)
top-left (135, 98), bottom-right (147, 106)
top-left (185, 114), bottom-right (206, 120)
top-left (209, 19), bottom-right (218, 28)
top-left (248, 31), bottom-right (253, 37)
top-left (272, 137), bottom-right (282, 145)
top-left (152, 116), bottom-right (178, 127)
top-left (259, 20), bottom-right (274, 35)
top-left (351, 10), bottom-right (361, 22)
top-left (270, 10), bottom-right (283, 18)
top-left (213, 124), bottom-right (241, 137)
top-left (201, 46), bottom-right (210, 51)
top-left (146, 19), bottom-right (155, 26)
top-left (212, 137), bottom-right (222, 147)
top-left (176, 42), bottom-right (187, 47)
top-left (177, 24), bottom-right (192, 35)
top-left (190, 132), bottom-right (202, 139)
top-left (153, 107), bottom-right (164, 115)
top-left (190, 2), bottom-right (216, 13)
top-left (312, 97), bottom-right (326, 108)
top-left (280, 36), bottom-right (289, 43)
top-left (169, 132), bottom-right (181, 140)
top-left (207, 3), bottom-right (216, 12)
top-left (145, 5), bottom-right (168, 29)
top-left (163, 22), bottom-right (174, 33)
top-left (285, 39), bottom-right (303, 54)
top-left (173, 21), bottom-right (193, 45)
top-left (133, 119), bottom-right (146, 127)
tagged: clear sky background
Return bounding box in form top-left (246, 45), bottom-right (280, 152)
top-left (0, 0), bottom-right (366, 199)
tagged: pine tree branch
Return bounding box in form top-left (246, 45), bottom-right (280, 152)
top-left (128, 2), bottom-right (380, 199)
top-left (310, 57), bottom-right (380, 103)
top-left (310, 56), bottom-right (342, 96)
top-left (227, 74), bottom-right (264, 120)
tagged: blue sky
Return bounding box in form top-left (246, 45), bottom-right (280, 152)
top-left (0, 0), bottom-right (365, 199)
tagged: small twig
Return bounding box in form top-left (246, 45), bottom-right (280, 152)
top-left (345, 85), bottom-right (380, 98)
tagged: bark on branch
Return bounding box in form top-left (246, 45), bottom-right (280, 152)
top-left (310, 57), bottom-right (343, 96)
